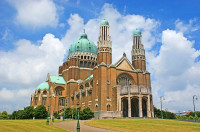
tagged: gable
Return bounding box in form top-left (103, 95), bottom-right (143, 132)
top-left (116, 59), bottom-right (133, 71)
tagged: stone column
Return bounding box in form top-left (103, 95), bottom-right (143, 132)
top-left (147, 95), bottom-right (151, 118)
top-left (128, 87), bottom-right (131, 117)
top-left (117, 86), bottom-right (121, 111)
top-left (139, 96), bottom-right (143, 117)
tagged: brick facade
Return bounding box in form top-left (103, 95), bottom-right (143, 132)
top-left (30, 20), bottom-right (154, 119)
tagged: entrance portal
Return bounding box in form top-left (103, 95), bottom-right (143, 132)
top-left (131, 97), bottom-right (139, 117)
top-left (122, 98), bottom-right (128, 117)
top-left (142, 97), bottom-right (147, 117)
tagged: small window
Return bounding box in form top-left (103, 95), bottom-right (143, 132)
top-left (80, 61), bottom-right (83, 67)
top-left (84, 61), bottom-right (87, 67)
top-left (88, 62), bottom-right (91, 68)
top-left (42, 98), bottom-right (46, 105)
top-left (84, 56), bottom-right (86, 59)
top-left (85, 83), bottom-right (89, 87)
top-left (107, 104), bottom-right (110, 111)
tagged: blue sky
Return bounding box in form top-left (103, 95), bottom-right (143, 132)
top-left (0, 0), bottom-right (200, 113)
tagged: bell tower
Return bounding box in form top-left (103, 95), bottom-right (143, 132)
top-left (132, 29), bottom-right (146, 71)
top-left (97, 19), bottom-right (112, 65)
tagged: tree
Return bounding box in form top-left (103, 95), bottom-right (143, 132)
top-left (16, 110), bottom-right (24, 119)
top-left (2, 111), bottom-right (9, 120)
top-left (11, 111), bottom-right (17, 119)
top-left (23, 106), bottom-right (34, 119)
top-left (63, 108), bottom-right (73, 119)
top-left (0, 112), bottom-right (2, 120)
top-left (53, 111), bottom-right (60, 119)
top-left (34, 105), bottom-right (48, 119)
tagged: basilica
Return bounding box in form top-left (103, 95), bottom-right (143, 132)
top-left (30, 19), bottom-right (154, 119)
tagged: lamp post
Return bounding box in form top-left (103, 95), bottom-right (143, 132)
top-left (76, 103), bottom-right (80, 132)
top-left (46, 105), bottom-right (50, 125)
top-left (193, 95), bottom-right (198, 122)
top-left (160, 96), bottom-right (165, 119)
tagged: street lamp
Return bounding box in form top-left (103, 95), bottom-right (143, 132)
top-left (193, 95), bottom-right (198, 122)
top-left (160, 96), bottom-right (165, 119)
top-left (76, 103), bottom-right (80, 132)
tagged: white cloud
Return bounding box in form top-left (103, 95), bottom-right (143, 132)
top-left (149, 28), bottom-right (200, 112)
top-left (0, 33), bottom-right (65, 86)
top-left (62, 4), bottom-right (160, 63)
top-left (175, 18), bottom-right (199, 34)
top-left (7, 0), bottom-right (58, 28)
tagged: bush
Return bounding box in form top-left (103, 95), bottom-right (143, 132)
top-left (154, 107), bottom-right (175, 119)
top-left (80, 107), bottom-right (94, 120)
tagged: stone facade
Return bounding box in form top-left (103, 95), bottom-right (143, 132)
top-left (30, 20), bottom-right (154, 119)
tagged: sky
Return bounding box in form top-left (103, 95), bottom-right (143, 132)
top-left (0, 0), bottom-right (200, 114)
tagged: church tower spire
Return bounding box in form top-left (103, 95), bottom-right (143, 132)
top-left (132, 29), bottom-right (146, 71)
top-left (97, 19), bottom-right (112, 65)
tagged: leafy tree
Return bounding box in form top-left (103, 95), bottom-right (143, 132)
top-left (0, 112), bottom-right (2, 119)
top-left (62, 108), bottom-right (73, 119)
top-left (16, 110), bottom-right (24, 119)
top-left (53, 111), bottom-right (60, 119)
top-left (2, 111), bottom-right (9, 120)
top-left (34, 105), bottom-right (48, 119)
top-left (11, 111), bottom-right (17, 120)
top-left (23, 106), bottom-right (34, 119)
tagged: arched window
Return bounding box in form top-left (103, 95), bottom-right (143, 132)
top-left (85, 83), bottom-right (89, 87)
top-left (55, 87), bottom-right (64, 96)
top-left (107, 104), bottom-right (110, 111)
top-left (38, 90), bottom-right (41, 94)
top-left (117, 74), bottom-right (132, 87)
top-left (43, 90), bottom-right (47, 95)
top-left (80, 85), bottom-right (83, 89)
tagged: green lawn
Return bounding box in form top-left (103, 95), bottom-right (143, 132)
top-left (86, 119), bottom-right (200, 132)
top-left (0, 119), bottom-right (70, 132)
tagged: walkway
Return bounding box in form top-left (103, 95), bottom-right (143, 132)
top-left (53, 120), bottom-right (119, 132)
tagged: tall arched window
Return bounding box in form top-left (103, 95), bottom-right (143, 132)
top-left (117, 75), bottom-right (131, 86)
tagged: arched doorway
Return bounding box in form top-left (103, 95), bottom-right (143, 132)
top-left (142, 97), bottom-right (147, 117)
top-left (131, 97), bottom-right (139, 117)
top-left (122, 98), bottom-right (128, 117)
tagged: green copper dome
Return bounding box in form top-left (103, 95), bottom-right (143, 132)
top-left (100, 19), bottom-right (109, 26)
top-left (134, 29), bottom-right (141, 35)
top-left (68, 33), bottom-right (97, 56)
top-left (36, 82), bottom-right (49, 91)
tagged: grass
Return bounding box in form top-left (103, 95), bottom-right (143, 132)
top-left (0, 119), bottom-right (70, 132)
top-left (85, 119), bottom-right (200, 132)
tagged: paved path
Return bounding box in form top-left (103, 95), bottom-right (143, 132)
top-left (53, 120), bottom-right (119, 132)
